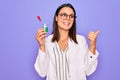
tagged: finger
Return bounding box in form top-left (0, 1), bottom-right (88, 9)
top-left (37, 28), bottom-right (44, 33)
top-left (40, 34), bottom-right (46, 40)
top-left (88, 35), bottom-right (94, 39)
top-left (88, 32), bottom-right (94, 37)
top-left (36, 33), bottom-right (46, 41)
top-left (88, 32), bottom-right (97, 37)
top-left (36, 30), bottom-right (46, 39)
top-left (88, 32), bottom-right (96, 38)
top-left (88, 35), bottom-right (96, 38)
top-left (88, 32), bottom-right (95, 36)
top-left (36, 28), bottom-right (44, 37)
top-left (36, 28), bottom-right (46, 35)
top-left (95, 30), bottom-right (100, 35)
top-left (37, 31), bottom-right (46, 38)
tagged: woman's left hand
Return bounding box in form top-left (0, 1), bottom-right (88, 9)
top-left (88, 30), bottom-right (100, 54)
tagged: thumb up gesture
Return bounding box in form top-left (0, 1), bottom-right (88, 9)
top-left (88, 30), bottom-right (100, 54)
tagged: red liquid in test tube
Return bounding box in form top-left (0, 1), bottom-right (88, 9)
top-left (37, 16), bottom-right (48, 32)
top-left (37, 16), bottom-right (41, 22)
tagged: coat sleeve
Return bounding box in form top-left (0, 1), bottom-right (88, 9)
top-left (82, 36), bottom-right (99, 76)
top-left (34, 49), bottom-right (49, 78)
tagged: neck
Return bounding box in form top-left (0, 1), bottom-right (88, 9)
top-left (59, 29), bottom-right (69, 41)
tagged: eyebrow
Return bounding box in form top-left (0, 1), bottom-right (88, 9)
top-left (59, 13), bottom-right (74, 15)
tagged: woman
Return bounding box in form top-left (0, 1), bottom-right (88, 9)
top-left (35, 3), bottom-right (99, 80)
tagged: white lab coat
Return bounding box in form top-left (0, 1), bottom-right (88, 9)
top-left (34, 34), bottom-right (99, 80)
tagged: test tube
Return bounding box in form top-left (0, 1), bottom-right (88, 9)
top-left (43, 24), bottom-right (48, 32)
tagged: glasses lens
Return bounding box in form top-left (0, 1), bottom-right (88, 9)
top-left (58, 13), bottom-right (75, 20)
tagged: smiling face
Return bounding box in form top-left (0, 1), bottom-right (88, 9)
top-left (56, 7), bottom-right (75, 31)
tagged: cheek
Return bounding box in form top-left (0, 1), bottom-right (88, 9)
top-left (70, 21), bottom-right (74, 26)
top-left (57, 19), bottom-right (63, 25)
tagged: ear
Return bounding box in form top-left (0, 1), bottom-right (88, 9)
top-left (55, 16), bottom-right (58, 21)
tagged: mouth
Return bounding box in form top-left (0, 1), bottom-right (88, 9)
top-left (63, 22), bottom-right (70, 26)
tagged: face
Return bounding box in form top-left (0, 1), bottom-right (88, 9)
top-left (56, 7), bottom-right (75, 31)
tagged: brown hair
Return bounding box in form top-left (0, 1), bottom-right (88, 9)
top-left (52, 3), bottom-right (78, 44)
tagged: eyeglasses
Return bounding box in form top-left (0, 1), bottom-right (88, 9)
top-left (58, 13), bottom-right (76, 20)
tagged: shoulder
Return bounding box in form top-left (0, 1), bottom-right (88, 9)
top-left (76, 34), bottom-right (86, 44)
top-left (45, 34), bottom-right (54, 47)
top-left (46, 34), bottom-right (53, 40)
top-left (45, 34), bottom-right (53, 43)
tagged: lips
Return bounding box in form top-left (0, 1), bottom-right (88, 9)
top-left (63, 22), bottom-right (70, 26)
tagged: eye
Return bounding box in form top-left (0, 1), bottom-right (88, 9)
top-left (61, 13), bottom-right (67, 17)
top-left (70, 15), bottom-right (74, 18)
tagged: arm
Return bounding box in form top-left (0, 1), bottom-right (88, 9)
top-left (34, 49), bottom-right (48, 77)
top-left (34, 28), bottom-right (48, 77)
top-left (82, 35), bottom-right (99, 76)
top-left (85, 49), bottom-right (99, 76)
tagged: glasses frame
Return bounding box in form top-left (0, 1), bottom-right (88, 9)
top-left (58, 13), bottom-right (76, 20)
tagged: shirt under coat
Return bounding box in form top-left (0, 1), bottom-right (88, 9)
top-left (34, 34), bottom-right (99, 80)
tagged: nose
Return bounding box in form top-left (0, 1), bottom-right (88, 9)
top-left (66, 15), bottom-right (70, 20)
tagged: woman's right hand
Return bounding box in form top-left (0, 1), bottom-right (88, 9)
top-left (36, 28), bottom-right (46, 52)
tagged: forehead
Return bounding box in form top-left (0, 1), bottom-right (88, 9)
top-left (59, 7), bottom-right (74, 14)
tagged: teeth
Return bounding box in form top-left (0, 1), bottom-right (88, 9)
top-left (63, 22), bottom-right (69, 25)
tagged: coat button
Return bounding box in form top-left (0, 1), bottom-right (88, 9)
top-left (90, 56), bottom-right (93, 58)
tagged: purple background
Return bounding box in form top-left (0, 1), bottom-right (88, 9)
top-left (0, 0), bottom-right (120, 80)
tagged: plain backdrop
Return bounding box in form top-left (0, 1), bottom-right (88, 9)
top-left (0, 0), bottom-right (120, 80)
